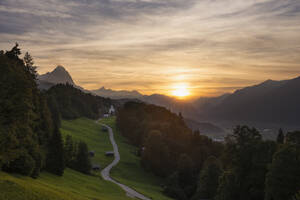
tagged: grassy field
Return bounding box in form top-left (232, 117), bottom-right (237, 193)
top-left (0, 118), bottom-right (131, 200)
top-left (100, 117), bottom-right (173, 200)
top-left (0, 117), bottom-right (172, 200)
top-left (0, 168), bottom-right (132, 200)
top-left (60, 118), bottom-right (113, 170)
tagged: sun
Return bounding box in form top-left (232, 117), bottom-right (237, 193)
top-left (171, 84), bottom-right (190, 99)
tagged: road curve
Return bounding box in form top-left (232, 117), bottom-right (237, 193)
top-left (100, 123), bottom-right (152, 200)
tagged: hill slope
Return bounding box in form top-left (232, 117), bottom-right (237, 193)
top-left (0, 169), bottom-right (131, 200)
top-left (100, 117), bottom-right (173, 200)
top-left (0, 117), bottom-right (133, 200)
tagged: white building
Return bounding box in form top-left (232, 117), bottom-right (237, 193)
top-left (109, 105), bottom-right (115, 115)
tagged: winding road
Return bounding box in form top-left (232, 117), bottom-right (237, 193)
top-left (100, 123), bottom-right (152, 200)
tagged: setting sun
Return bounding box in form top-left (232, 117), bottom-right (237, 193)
top-left (172, 84), bottom-right (190, 98)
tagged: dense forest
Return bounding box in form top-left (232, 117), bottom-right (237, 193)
top-left (47, 83), bottom-right (113, 120)
top-left (0, 44), bottom-right (102, 178)
top-left (117, 101), bottom-right (300, 200)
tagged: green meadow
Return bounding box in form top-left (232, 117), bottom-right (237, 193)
top-left (0, 117), bottom-right (171, 200)
top-left (60, 118), bottom-right (114, 170)
top-left (0, 168), bottom-right (131, 200)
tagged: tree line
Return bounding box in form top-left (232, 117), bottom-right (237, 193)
top-left (117, 101), bottom-right (300, 200)
top-left (47, 83), bottom-right (113, 120)
top-left (0, 44), bottom-right (95, 178)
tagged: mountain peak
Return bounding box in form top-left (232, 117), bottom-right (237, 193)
top-left (53, 65), bottom-right (67, 72)
top-left (38, 65), bottom-right (75, 85)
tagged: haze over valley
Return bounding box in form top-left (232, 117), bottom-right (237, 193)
top-left (37, 65), bottom-right (300, 140)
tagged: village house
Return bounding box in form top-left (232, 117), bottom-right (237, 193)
top-left (92, 164), bottom-right (100, 171)
top-left (105, 151), bottom-right (114, 157)
top-left (89, 151), bottom-right (95, 157)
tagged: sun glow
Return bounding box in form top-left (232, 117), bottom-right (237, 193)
top-left (171, 84), bottom-right (190, 99)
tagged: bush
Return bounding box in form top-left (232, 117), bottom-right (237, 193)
top-left (3, 151), bottom-right (35, 176)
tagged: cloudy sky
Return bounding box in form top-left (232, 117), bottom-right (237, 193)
top-left (1, 0), bottom-right (300, 97)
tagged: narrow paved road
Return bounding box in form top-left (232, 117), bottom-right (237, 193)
top-left (100, 123), bottom-right (152, 200)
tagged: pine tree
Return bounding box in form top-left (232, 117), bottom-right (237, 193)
top-left (74, 141), bottom-right (91, 174)
top-left (64, 135), bottom-right (75, 167)
top-left (277, 128), bottom-right (284, 144)
top-left (47, 95), bottom-right (61, 128)
top-left (5, 43), bottom-right (21, 59)
top-left (46, 126), bottom-right (65, 176)
top-left (23, 52), bottom-right (36, 79)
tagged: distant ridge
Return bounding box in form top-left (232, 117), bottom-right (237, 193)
top-left (197, 76), bottom-right (300, 126)
top-left (92, 87), bottom-right (143, 99)
top-left (37, 66), bottom-right (300, 126)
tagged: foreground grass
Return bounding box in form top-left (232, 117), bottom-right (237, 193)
top-left (100, 117), bottom-right (173, 200)
top-left (0, 169), bottom-right (131, 200)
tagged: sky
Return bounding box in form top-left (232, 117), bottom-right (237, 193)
top-left (1, 0), bottom-right (300, 97)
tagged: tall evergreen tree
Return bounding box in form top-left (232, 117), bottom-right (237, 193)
top-left (47, 95), bottom-right (61, 128)
top-left (23, 52), bottom-right (36, 79)
top-left (5, 43), bottom-right (21, 59)
top-left (64, 135), bottom-right (75, 167)
top-left (74, 141), bottom-right (91, 174)
top-left (277, 128), bottom-right (284, 144)
top-left (177, 154), bottom-right (196, 198)
top-left (46, 126), bottom-right (65, 176)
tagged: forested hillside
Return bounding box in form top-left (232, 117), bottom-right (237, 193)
top-left (46, 84), bottom-right (113, 120)
top-left (0, 44), bottom-right (63, 177)
top-left (117, 102), bottom-right (223, 199)
top-left (0, 44), bottom-right (106, 178)
top-left (117, 101), bottom-right (300, 200)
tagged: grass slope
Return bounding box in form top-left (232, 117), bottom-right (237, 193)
top-left (0, 169), bottom-right (131, 200)
top-left (0, 118), bottom-right (131, 200)
top-left (0, 117), bottom-right (172, 200)
top-left (100, 117), bottom-right (173, 200)
top-left (60, 118), bottom-right (113, 169)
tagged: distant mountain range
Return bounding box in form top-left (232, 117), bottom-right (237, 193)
top-left (36, 66), bottom-right (300, 134)
top-left (92, 87), bottom-right (143, 99)
top-left (197, 76), bottom-right (300, 126)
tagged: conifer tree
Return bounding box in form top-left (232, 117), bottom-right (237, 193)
top-left (46, 126), bottom-right (65, 176)
top-left (23, 52), bottom-right (36, 79)
top-left (5, 43), bottom-right (21, 59)
top-left (64, 135), bottom-right (75, 167)
top-left (276, 128), bottom-right (284, 144)
top-left (74, 141), bottom-right (91, 174)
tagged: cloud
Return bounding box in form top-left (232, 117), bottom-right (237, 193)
top-left (0, 0), bottom-right (300, 96)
